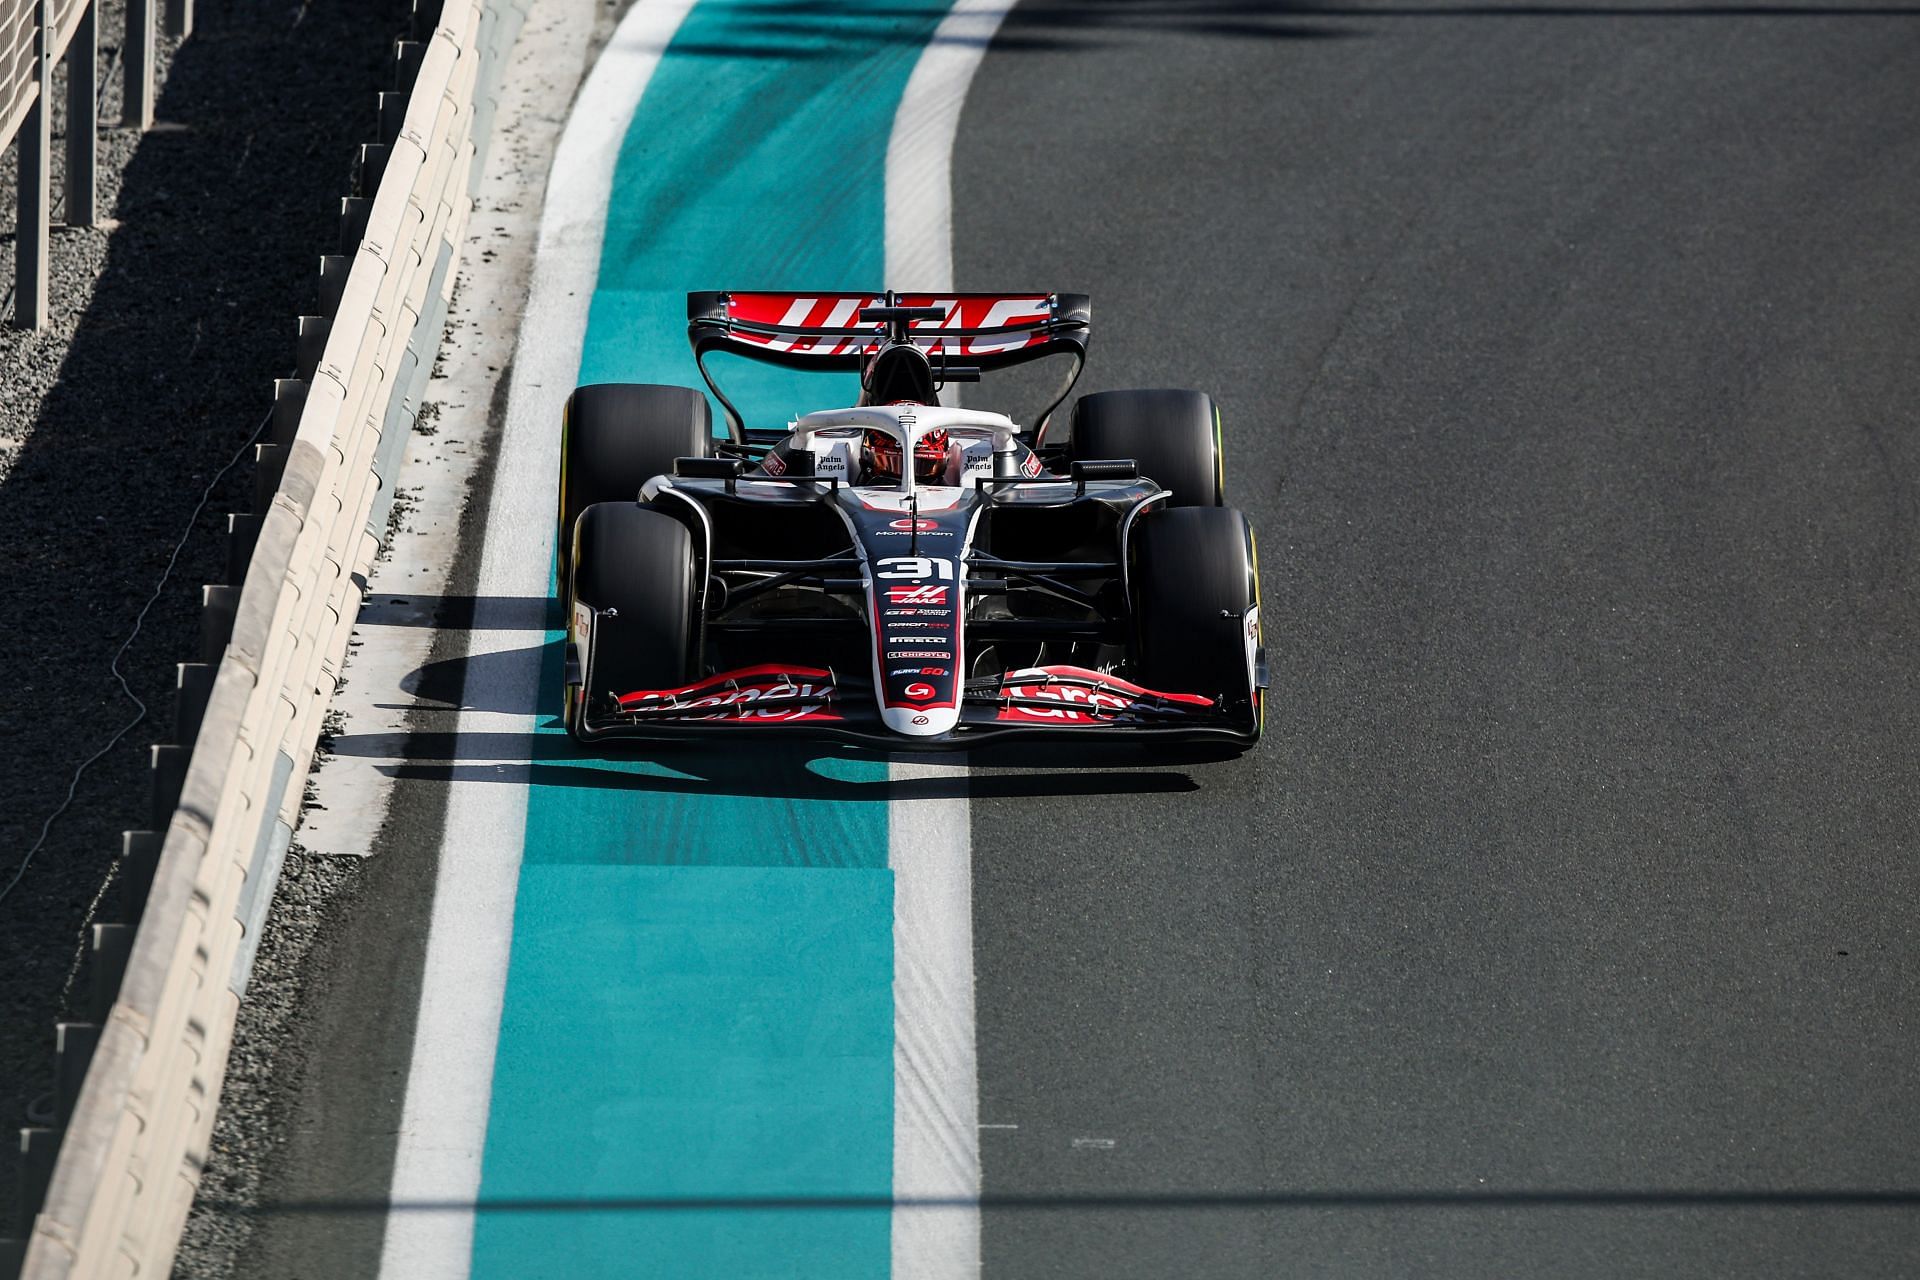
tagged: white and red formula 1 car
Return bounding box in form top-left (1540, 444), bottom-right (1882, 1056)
top-left (556, 291), bottom-right (1265, 750)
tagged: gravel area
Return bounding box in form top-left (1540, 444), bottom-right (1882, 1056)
top-left (0, 0), bottom-right (411, 1227)
top-left (176, 832), bottom-right (372, 1277)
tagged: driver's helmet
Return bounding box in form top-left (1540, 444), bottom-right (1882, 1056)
top-left (863, 424), bottom-right (951, 484)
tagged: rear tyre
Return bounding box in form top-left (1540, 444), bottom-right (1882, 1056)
top-left (1070, 388), bottom-right (1224, 507)
top-left (566, 502), bottom-right (697, 738)
top-left (558, 383), bottom-right (711, 593)
top-left (1131, 505), bottom-right (1262, 741)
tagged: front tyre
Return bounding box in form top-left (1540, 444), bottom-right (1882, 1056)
top-left (566, 502), bottom-right (698, 739)
top-left (1131, 505), bottom-right (1263, 743)
top-left (557, 383), bottom-right (711, 595)
top-left (1071, 388), bottom-right (1225, 508)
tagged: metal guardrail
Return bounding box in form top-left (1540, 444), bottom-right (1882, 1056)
top-left (8, 0), bottom-right (528, 1272)
top-left (124, 0), bottom-right (200, 132)
top-left (3, 0), bottom-right (98, 329)
top-left (3, 0), bottom-right (198, 328)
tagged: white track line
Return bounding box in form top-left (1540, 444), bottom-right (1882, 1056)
top-left (383, 2), bottom-right (1007, 1273)
top-left (886, 769), bottom-right (982, 1277)
top-left (376, 4), bottom-right (697, 1277)
top-left (886, 0), bottom-right (1019, 294)
top-left (885, 4), bottom-right (1017, 1275)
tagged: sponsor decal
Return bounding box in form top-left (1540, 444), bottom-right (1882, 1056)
top-left (877, 555), bottom-right (955, 581)
top-left (722, 293), bottom-right (1054, 360)
top-left (1021, 450), bottom-right (1044, 479)
top-left (887, 650), bottom-right (952, 660)
top-left (991, 665), bottom-right (1212, 726)
top-left (762, 450), bottom-right (787, 477)
top-left (911, 715), bottom-right (931, 726)
top-left (615, 665), bottom-right (841, 723)
top-left (919, 667), bottom-right (947, 676)
top-left (883, 584), bottom-right (949, 606)
top-left (967, 296), bottom-right (1053, 354)
top-left (903, 682), bottom-right (937, 700)
top-left (816, 451), bottom-right (848, 476)
top-left (885, 621), bottom-right (943, 631)
top-left (1245, 604), bottom-right (1262, 693)
top-left (889, 518), bottom-right (938, 531)
top-left (883, 605), bottom-right (952, 618)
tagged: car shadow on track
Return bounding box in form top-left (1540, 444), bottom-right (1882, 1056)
top-left (367, 628), bottom-right (1217, 799)
top-left (359, 716), bottom-right (1212, 799)
top-left (376, 750), bottom-right (1199, 803)
top-left (357, 592), bottom-right (557, 632)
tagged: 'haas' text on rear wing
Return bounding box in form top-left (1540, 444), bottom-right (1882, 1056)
top-left (686, 290), bottom-right (1091, 438)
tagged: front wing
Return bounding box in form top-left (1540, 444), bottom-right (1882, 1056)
top-left (570, 663), bottom-right (1258, 749)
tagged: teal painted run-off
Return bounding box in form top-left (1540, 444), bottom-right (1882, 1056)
top-left (471, 2), bottom-right (955, 1276)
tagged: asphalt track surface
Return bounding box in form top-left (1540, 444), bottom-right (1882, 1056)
top-left (197, 3), bottom-right (1920, 1278)
top-left (954, 2), bottom-right (1920, 1276)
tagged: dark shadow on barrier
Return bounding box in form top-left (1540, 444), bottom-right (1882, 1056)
top-left (357, 593), bottom-right (558, 631)
top-left (201, 1186), bottom-right (1920, 1216)
top-left (0, 0), bottom-right (412, 1215)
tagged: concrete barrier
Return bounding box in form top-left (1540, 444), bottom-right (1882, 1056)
top-left (15, 0), bottom-right (528, 1272)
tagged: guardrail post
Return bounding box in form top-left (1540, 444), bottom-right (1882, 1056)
top-left (87, 923), bottom-right (131, 1024)
top-left (123, 0), bottom-right (155, 129)
top-left (257, 379), bottom-right (306, 506)
top-left (66, 0), bottom-right (99, 227)
top-left (16, 1129), bottom-right (57, 1236)
top-left (54, 1024), bottom-right (101, 1126)
top-left (175, 662), bottom-right (215, 744)
top-left (297, 315), bottom-right (331, 381)
top-left (339, 196), bottom-right (372, 252)
top-left (394, 38), bottom-right (424, 90)
top-left (164, 0), bottom-right (192, 39)
top-left (377, 91), bottom-right (409, 145)
top-left (226, 514), bottom-right (265, 587)
top-left (319, 254), bottom-right (350, 318)
top-left (356, 143), bottom-right (391, 198)
top-left (121, 830), bottom-right (162, 920)
top-left (200, 584), bottom-right (239, 663)
top-left (13, 0), bottom-right (52, 329)
top-left (150, 743), bottom-right (189, 827)
top-left (409, 0), bottom-right (444, 38)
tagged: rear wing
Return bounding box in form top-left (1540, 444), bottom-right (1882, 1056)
top-left (687, 291), bottom-right (1091, 439)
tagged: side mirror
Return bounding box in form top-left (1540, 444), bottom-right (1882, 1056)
top-left (1071, 458), bottom-right (1139, 493)
top-left (674, 456), bottom-right (742, 480)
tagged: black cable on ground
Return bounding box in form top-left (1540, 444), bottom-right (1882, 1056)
top-left (0, 401), bottom-right (273, 919)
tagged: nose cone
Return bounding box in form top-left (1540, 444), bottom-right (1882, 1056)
top-left (882, 704), bottom-right (960, 737)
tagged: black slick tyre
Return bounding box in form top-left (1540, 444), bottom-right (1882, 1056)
top-left (557, 383), bottom-right (711, 593)
top-left (1071, 388), bottom-right (1224, 507)
top-left (566, 502), bottom-right (697, 738)
top-left (1131, 505), bottom-right (1262, 741)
